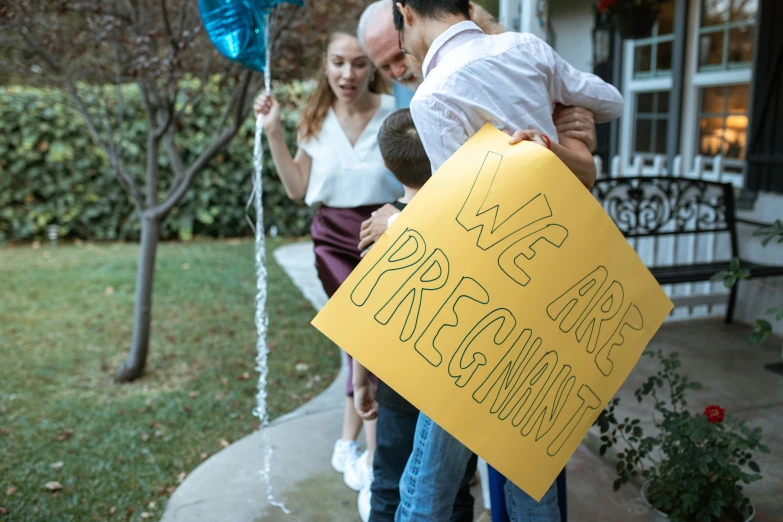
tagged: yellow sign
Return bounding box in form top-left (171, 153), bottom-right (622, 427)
top-left (312, 124), bottom-right (673, 501)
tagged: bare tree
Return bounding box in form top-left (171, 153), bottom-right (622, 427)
top-left (1, 0), bottom-right (261, 382)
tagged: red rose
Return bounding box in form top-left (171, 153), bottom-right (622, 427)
top-left (704, 405), bottom-right (725, 423)
top-left (598, 0), bottom-right (617, 13)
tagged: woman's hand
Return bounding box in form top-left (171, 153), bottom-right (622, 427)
top-left (253, 92), bottom-right (282, 132)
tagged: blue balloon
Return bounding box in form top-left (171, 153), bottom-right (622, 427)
top-left (199, 0), bottom-right (268, 72)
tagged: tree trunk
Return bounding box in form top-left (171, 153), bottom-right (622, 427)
top-left (115, 215), bottom-right (160, 383)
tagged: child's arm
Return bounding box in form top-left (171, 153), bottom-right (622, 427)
top-left (508, 130), bottom-right (596, 189)
top-left (352, 359), bottom-right (378, 420)
top-left (553, 105), bottom-right (597, 152)
top-left (536, 38), bottom-right (624, 123)
top-left (549, 135), bottom-right (596, 189)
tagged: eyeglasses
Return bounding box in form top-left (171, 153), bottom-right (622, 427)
top-left (398, 28), bottom-right (409, 55)
top-left (394, 1), bottom-right (409, 55)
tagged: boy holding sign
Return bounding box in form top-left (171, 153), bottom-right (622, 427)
top-left (353, 107), bottom-right (479, 522)
top-left (390, 1), bottom-right (623, 520)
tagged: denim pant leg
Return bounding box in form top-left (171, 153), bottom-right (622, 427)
top-left (450, 453), bottom-right (478, 522)
top-left (396, 413), bottom-right (475, 522)
top-left (370, 406), bottom-right (419, 522)
top-left (504, 480), bottom-right (561, 522)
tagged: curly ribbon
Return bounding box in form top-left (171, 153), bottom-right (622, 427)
top-left (248, 9), bottom-right (290, 515)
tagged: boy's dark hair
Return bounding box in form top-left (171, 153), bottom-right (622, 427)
top-left (378, 108), bottom-right (431, 189)
top-left (393, 0), bottom-right (471, 31)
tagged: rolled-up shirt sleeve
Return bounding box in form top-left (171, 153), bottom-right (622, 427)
top-left (540, 39), bottom-right (624, 123)
top-left (410, 96), bottom-right (471, 173)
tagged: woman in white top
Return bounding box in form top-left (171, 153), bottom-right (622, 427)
top-left (254, 23), bottom-right (402, 493)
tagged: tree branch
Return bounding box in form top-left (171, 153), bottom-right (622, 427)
top-left (163, 129), bottom-right (186, 193)
top-left (19, 29), bottom-right (144, 208)
top-left (160, 0), bottom-right (179, 53)
top-left (61, 4), bottom-right (133, 24)
top-left (215, 65), bottom-right (245, 134)
top-left (112, 33), bottom-right (125, 166)
top-left (174, 53), bottom-right (214, 121)
top-left (749, 279), bottom-right (783, 297)
top-left (152, 70), bottom-right (253, 219)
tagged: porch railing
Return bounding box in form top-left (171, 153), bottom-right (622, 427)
top-left (592, 154), bottom-right (743, 321)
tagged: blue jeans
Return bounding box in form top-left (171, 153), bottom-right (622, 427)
top-left (504, 480), bottom-right (560, 522)
top-left (396, 413), bottom-right (559, 522)
top-left (372, 407), bottom-right (476, 522)
top-left (396, 413), bottom-right (476, 521)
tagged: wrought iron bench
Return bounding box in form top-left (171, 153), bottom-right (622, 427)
top-left (591, 176), bottom-right (783, 322)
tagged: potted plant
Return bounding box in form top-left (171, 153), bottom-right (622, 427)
top-left (597, 0), bottom-right (663, 39)
top-left (712, 219), bottom-right (783, 351)
top-left (596, 350), bottom-right (769, 522)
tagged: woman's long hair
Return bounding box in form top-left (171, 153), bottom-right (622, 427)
top-left (298, 23), bottom-right (390, 141)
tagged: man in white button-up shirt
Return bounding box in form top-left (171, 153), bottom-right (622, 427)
top-left (400, 8), bottom-right (623, 175)
top-left (385, 1), bottom-right (625, 521)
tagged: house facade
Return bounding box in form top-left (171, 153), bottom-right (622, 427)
top-left (497, 0), bottom-right (783, 337)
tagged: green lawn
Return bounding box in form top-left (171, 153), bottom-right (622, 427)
top-left (0, 238), bottom-right (340, 521)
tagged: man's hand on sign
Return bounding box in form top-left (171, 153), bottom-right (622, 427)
top-left (353, 381), bottom-right (378, 420)
top-left (507, 129), bottom-right (550, 149)
top-left (358, 204), bottom-right (399, 252)
top-left (553, 105), bottom-right (597, 152)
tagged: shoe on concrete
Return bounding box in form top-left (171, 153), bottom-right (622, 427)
top-left (358, 483), bottom-right (371, 522)
top-left (331, 439), bottom-right (361, 474)
top-left (344, 450), bottom-right (373, 492)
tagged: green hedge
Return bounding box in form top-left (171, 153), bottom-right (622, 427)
top-left (0, 79), bottom-right (315, 242)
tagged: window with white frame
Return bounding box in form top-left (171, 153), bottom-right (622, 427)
top-left (619, 0), bottom-right (757, 172)
top-left (634, 91), bottom-right (670, 156)
top-left (633, 2), bottom-right (676, 79)
top-left (620, 0), bottom-right (676, 164)
top-left (698, 0), bottom-right (756, 71)
top-left (692, 0), bottom-right (756, 169)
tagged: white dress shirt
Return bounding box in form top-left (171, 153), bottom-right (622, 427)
top-left (410, 21), bottom-right (624, 172)
top-left (299, 94), bottom-right (404, 208)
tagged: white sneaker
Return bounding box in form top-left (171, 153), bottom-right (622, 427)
top-left (344, 450), bottom-right (373, 491)
top-left (358, 484), bottom-right (372, 522)
top-left (331, 439), bottom-right (361, 474)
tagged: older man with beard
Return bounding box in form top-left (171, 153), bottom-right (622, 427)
top-left (356, 1), bottom-right (600, 254)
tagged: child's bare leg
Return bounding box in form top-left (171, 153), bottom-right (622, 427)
top-left (343, 396), bottom-right (363, 441)
top-left (363, 417), bottom-right (376, 467)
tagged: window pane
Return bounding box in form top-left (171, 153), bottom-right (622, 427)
top-left (724, 128), bottom-right (745, 159)
top-left (634, 45), bottom-right (652, 75)
top-left (637, 93), bottom-right (654, 114)
top-left (657, 41), bottom-right (673, 72)
top-left (654, 119), bottom-right (668, 154)
top-left (702, 0), bottom-right (730, 26)
top-left (728, 26), bottom-right (754, 64)
top-left (635, 119), bottom-right (653, 153)
top-left (724, 114), bottom-right (748, 159)
top-left (730, 0), bottom-right (757, 22)
top-left (700, 117), bottom-right (726, 156)
top-left (658, 0), bottom-right (675, 35)
top-left (701, 86), bottom-right (726, 114)
top-left (727, 84), bottom-right (750, 112)
top-left (699, 31), bottom-right (724, 68)
top-left (698, 84), bottom-right (749, 159)
top-left (658, 92), bottom-right (670, 113)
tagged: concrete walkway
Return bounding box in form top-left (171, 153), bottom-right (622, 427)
top-left (162, 241), bottom-right (782, 522)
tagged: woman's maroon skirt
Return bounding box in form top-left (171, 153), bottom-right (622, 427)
top-left (311, 204), bottom-right (380, 396)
